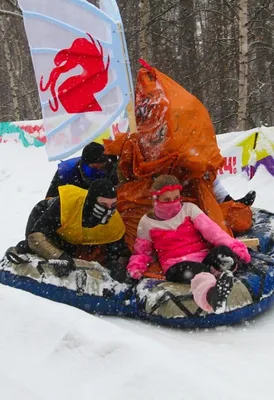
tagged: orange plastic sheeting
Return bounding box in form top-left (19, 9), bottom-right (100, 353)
top-left (105, 65), bottom-right (224, 181)
top-left (220, 201), bottom-right (253, 233)
top-left (143, 263), bottom-right (165, 280)
top-left (116, 179), bottom-right (151, 250)
top-left (135, 67), bottom-right (224, 178)
top-left (104, 65), bottom-right (238, 251)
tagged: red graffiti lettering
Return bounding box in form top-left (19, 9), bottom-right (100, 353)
top-left (219, 156), bottom-right (237, 175)
top-left (19, 125), bottom-right (46, 143)
top-left (40, 34), bottom-right (110, 114)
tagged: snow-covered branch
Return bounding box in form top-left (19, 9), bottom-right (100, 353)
top-left (0, 9), bottom-right (22, 18)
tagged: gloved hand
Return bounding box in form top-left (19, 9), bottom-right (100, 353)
top-left (92, 202), bottom-right (115, 225)
top-left (127, 255), bottom-right (150, 280)
top-left (230, 241), bottom-right (251, 263)
top-left (110, 266), bottom-right (128, 283)
top-left (53, 253), bottom-right (76, 278)
top-left (117, 256), bottom-right (128, 268)
top-left (106, 257), bottom-right (128, 283)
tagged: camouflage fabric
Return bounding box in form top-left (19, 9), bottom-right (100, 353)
top-left (139, 279), bottom-right (252, 319)
top-left (0, 247), bottom-right (258, 321)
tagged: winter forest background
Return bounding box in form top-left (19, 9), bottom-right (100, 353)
top-left (0, 0), bottom-right (273, 134)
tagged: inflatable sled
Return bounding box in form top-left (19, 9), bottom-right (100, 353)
top-left (245, 207), bottom-right (274, 256)
top-left (1, 242), bottom-right (274, 329)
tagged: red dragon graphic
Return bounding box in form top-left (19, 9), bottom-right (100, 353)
top-left (40, 33), bottom-right (110, 114)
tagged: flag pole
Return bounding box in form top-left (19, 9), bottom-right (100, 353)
top-left (117, 22), bottom-right (137, 134)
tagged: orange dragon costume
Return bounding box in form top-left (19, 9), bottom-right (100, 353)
top-left (104, 62), bottom-right (252, 261)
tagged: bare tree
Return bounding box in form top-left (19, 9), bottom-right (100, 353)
top-left (139, 0), bottom-right (150, 61)
top-left (0, 0), bottom-right (273, 132)
top-left (0, 12), bottom-right (21, 120)
top-left (238, 0), bottom-right (248, 130)
top-left (0, 0), bottom-right (40, 122)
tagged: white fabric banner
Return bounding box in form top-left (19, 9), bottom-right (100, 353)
top-left (18, 0), bottom-right (131, 161)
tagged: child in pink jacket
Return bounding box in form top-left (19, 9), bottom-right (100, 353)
top-left (127, 175), bottom-right (251, 313)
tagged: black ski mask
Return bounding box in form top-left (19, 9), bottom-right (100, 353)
top-left (82, 179), bottom-right (117, 227)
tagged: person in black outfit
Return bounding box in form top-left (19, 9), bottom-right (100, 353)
top-left (213, 177), bottom-right (256, 206)
top-left (46, 142), bottom-right (118, 198)
top-left (17, 179), bottom-right (130, 282)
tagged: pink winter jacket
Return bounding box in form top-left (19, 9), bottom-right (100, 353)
top-left (127, 202), bottom-right (251, 279)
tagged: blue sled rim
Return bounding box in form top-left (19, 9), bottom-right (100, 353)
top-left (1, 269), bottom-right (273, 329)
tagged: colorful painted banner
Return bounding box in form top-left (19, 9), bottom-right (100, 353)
top-left (218, 147), bottom-right (243, 177)
top-left (0, 117), bottom-right (128, 149)
top-left (0, 121), bottom-right (45, 147)
top-left (1, 120), bottom-right (273, 179)
top-left (217, 126), bottom-right (274, 179)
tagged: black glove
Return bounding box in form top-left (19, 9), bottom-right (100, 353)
top-left (92, 202), bottom-right (116, 225)
top-left (106, 257), bottom-right (128, 283)
top-left (53, 253), bottom-right (76, 278)
top-left (110, 267), bottom-right (127, 283)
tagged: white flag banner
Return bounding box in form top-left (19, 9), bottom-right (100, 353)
top-left (99, 0), bottom-right (134, 122)
top-left (99, 0), bottom-right (122, 22)
top-left (18, 0), bottom-right (132, 160)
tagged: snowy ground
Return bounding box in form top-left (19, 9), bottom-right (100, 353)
top-left (1, 143), bottom-right (274, 400)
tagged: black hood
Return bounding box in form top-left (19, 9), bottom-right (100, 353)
top-left (81, 142), bottom-right (106, 165)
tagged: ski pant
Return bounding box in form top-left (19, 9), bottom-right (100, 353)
top-left (165, 245), bottom-right (239, 284)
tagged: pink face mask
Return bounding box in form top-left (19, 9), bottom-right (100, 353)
top-left (154, 199), bottom-right (182, 220)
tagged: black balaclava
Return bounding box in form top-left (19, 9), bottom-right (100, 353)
top-left (82, 179), bottom-right (117, 227)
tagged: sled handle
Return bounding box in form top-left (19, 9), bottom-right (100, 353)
top-left (238, 237), bottom-right (259, 250)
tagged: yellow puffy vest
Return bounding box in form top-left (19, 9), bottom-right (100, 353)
top-left (57, 185), bottom-right (125, 245)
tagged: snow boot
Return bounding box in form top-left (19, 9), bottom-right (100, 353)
top-left (207, 271), bottom-right (234, 314)
top-left (236, 190), bottom-right (256, 206)
top-left (225, 190), bottom-right (256, 207)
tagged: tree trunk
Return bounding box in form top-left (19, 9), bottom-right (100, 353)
top-left (0, 15), bottom-right (20, 120)
top-left (237, 0), bottom-right (248, 130)
top-left (139, 0), bottom-right (150, 61)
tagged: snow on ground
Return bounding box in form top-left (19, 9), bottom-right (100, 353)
top-left (0, 144), bottom-right (57, 251)
top-left (1, 143), bottom-right (274, 400)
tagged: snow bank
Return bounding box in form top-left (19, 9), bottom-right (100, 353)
top-left (1, 141), bottom-right (274, 400)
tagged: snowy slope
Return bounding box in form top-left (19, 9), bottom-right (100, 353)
top-left (1, 143), bottom-right (274, 400)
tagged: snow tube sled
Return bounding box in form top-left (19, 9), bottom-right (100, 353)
top-left (245, 208), bottom-right (274, 256)
top-left (1, 246), bottom-right (274, 329)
